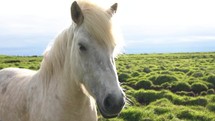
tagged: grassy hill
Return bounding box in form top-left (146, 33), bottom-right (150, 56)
top-left (1, 52), bottom-right (215, 121)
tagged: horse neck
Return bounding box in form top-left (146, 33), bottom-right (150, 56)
top-left (32, 27), bottom-right (96, 118)
top-left (29, 71), bottom-right (96, 120)
top-left (26, 26), bottom-right (96, 120)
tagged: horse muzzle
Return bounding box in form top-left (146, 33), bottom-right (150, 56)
top-left (97, 93), bottom-right (125, 118)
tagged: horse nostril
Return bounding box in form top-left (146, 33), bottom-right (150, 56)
top-left (104, 94), bottom-right (113, 111)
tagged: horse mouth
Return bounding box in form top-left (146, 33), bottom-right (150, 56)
top-left (97, 104), bottom-right (119, 118)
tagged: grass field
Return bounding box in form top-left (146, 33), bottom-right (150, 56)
top-left (1, 52), bottom-right (215, 121)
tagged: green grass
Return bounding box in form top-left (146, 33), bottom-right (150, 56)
top-left (0, 55), bottom-right (42, 70)
top-left (1, 52), bottom-right (215, 121)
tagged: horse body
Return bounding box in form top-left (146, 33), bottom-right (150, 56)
top-left (0, 0), bottom-right (125, 121)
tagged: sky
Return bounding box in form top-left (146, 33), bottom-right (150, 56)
top-left (0, 0), bottom-right (215, 55)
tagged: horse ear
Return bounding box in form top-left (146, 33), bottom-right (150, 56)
top-left (71, 1), bottom-right (84, 25)
top-left (107, 3), bottom-right (118, 17)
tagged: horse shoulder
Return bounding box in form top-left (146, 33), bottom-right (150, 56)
top-left (0, 68), bottom-right (36, 121)
top-left (0, 67), bottom-right (36, 79)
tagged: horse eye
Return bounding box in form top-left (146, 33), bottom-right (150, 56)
top-left (78, 43), bottom-right (87, 51)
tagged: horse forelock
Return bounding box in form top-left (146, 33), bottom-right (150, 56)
top-left (77, 0), bottom-right (119, 53)
top-left (44, 0), bottom-right (122, 60)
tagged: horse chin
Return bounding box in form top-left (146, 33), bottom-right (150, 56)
top-left (97, 103), bottom-right (118, 119)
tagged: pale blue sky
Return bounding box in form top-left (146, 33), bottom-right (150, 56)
top-left (0, 0), bottom-right (215, 55)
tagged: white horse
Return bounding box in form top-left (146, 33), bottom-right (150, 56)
top-left (0, 1), bottom-right (125, 121)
